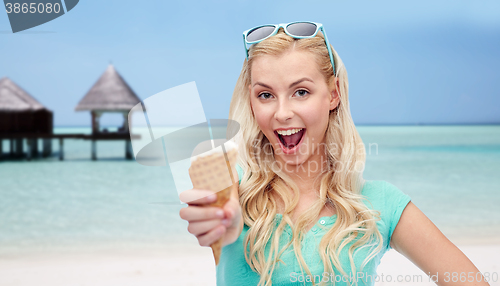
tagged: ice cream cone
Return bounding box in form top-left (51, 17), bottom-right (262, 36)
top-left (188, 142), bottom-right (238, 265)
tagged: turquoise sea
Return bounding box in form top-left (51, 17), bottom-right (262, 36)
top-left (1, 125), bottom-right (499, 256)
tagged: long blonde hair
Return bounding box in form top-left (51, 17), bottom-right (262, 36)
top-left (228, 29), bottom-right (383, 286)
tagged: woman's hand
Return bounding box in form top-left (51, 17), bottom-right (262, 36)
top-left (179, 188), bottom-right (243, 247)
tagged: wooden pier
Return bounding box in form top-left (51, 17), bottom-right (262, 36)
top-left (1, 66), bottom-right (143, 162)
top-left (0, 133), bottom-right (140, 161)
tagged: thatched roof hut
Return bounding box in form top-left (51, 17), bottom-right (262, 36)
top-left (75, 64), bottom-right (141, 111)
top-left (75, 65), bottom-right (141, 134)
top-left (0, 77), bottom-right (53, 134)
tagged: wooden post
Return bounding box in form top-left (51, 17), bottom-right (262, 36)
top-left (91, 140), bottom-right (97, 160)
top-left (91, 111), bottom-right (96, 134)
top-left (125, 140), bottom-right (133, 159)
top-left (32, 138), bottom-right (39, 156)
top-left (122, 112), bottom-right (129, 132)
top-left (26, 138), bottom-right (32, 161)
top-left (42, 138), bottom-right (52, 157)
top-left (59, 138), bottom-right (64, 161)
top-left (10, 138), bottom-right (14, 157)
top-left (15, 138), bottom-right (23, 157)
top-left (92, 111), bottom-right (101, 134)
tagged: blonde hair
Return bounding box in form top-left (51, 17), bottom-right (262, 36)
top-left (228, 29), bottom-right (383, 286)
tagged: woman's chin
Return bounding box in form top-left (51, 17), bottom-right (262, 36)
top-left (273, 144), bottom-right (310, 167)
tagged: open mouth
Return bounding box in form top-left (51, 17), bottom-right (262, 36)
top-left (274, 128), bottom-right (306, 154)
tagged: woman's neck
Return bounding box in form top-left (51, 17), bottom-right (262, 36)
top-left (277, 145), bottom-right (329, 195)
top-left (272, 144), bottom-right (336, 224)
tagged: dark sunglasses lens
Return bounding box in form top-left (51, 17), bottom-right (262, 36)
top-left (287, 22), bottom-right (317, 37)
top-left (246, 26), bottom-right (275, 42)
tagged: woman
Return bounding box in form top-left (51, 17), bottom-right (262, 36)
top-left (179, 22), bottom-right (489, 286)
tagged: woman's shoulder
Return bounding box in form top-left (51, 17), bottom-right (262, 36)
top-left (360, 180), bottom-right (412, 250)
top-left (360, 180), bottom-right (412, 216)
top-left (361, 180), bottom-right (409, 198)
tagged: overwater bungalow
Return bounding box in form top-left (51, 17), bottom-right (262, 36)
top-left (75, 64), bottom-right (141, 160)
top-left (0, 77), bottom-right (53, 158)
top-left (0, 65), bottom-right (141, 161)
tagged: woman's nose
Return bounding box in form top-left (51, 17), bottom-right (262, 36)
top-left (274, 99), bottom-right (294, 122)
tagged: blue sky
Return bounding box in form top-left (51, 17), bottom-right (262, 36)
top-left (1, 0), bottom-right (499, 126)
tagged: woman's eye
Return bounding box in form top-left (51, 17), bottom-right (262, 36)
top-left (258, 92), bottom-right (273, 99)
top-left (294, 89), bottom-right (309, 97)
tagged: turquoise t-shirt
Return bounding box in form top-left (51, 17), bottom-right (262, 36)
top-left (216, 166), bottom-right (411, 286)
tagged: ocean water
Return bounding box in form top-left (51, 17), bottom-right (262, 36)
top-left (0, 125), bottom-right (499, 256)
top-left (358, 125), bottom-right (500, 244)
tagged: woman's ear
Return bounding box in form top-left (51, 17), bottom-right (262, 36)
top-left (329, 77), bottom-right (340, 111)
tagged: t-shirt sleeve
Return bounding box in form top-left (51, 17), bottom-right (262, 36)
top-left (362, 181), bottom-right (411, 251)
top-left (383, 181), bottom-right (412, 250)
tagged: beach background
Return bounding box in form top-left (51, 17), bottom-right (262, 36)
top-left (1, 0), bottom-right (500, 285)
top-left (1, 126), bottom-right (499, 285)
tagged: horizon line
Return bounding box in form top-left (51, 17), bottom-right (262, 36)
top-left (53, 122), bottom-right (500, 128)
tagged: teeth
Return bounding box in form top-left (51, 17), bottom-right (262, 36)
top-left (276, 128), bottom-right (303, 136)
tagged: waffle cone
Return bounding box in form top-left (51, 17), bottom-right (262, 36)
top-left (188, 147), bottom-right (238, 265)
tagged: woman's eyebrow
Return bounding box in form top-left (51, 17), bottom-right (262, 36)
top-left (289, 77), bottom-right (313, 88)
top-left (253, 82), bottom-right (273, 89)
top-left (253, 77), bottom-right (314, 89)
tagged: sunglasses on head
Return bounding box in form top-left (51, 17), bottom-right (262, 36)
top-left (242, 21), bottom-right (336, 76)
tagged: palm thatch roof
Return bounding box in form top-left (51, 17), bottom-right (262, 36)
top-left (75, 64), bottom-right (141, 111)
top-left (0, 77), bottom-right (50, 112)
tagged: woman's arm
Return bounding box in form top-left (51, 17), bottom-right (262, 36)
top-left (391, 201), bottom-right (491, 286)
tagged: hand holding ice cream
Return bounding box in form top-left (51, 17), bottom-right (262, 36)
top-left (179, 141), bottom-right (243, 265)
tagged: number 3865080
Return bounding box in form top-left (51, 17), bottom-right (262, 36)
top-left (5, 3), bottom-right (61, 14)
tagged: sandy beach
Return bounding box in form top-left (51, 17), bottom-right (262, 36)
top-left (0, 243), bottom-right (217, 286)
top-left (1, 243), bottom-right (498, 286)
